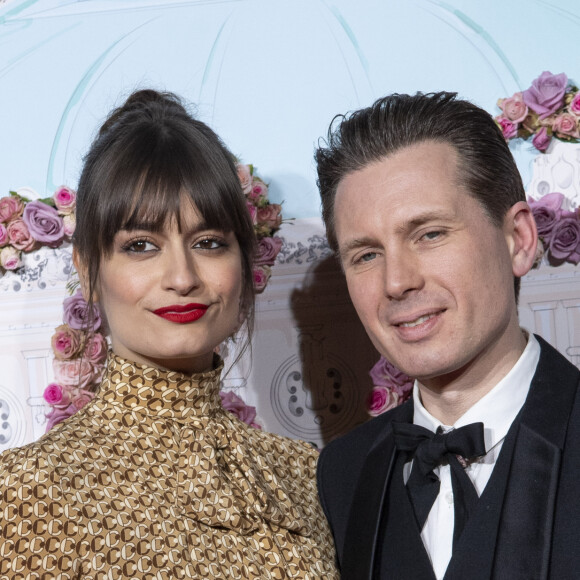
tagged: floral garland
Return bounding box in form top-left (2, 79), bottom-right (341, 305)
top-left (3, 164), bottom-right (281, 430)
top-left (0, 187), bottom-right (75, 272)
top-left (495, 70), bottom-right (579, 152)
top-left (367, 72), bottom-right (580, 418)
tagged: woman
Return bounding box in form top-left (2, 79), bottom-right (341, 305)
top-left (0, 90), bottom-right (338, 578)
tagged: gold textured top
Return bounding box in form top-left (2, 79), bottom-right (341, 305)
top-left (0, 354), bottom-right (338, 579)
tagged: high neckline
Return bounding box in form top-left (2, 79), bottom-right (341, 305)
top-left (98, 351), bottom-right (224, 422)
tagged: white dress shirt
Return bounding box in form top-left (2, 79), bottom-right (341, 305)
top-left (404, 333), bottom-right (541, 580)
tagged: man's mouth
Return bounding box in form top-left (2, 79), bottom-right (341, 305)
top-left (398, 313), bottom-right (439, 328)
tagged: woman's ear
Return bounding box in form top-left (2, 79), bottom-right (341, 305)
top-left (72, 248), bottom-right (98, 303)
top-left (503, 201), bottom-right (538, 278)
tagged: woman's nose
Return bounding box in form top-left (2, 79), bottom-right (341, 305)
top-left (162, 248), bottom-right (200, 295)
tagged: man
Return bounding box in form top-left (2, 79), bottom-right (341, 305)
top-left (315, 92), bottom-right (580, 579)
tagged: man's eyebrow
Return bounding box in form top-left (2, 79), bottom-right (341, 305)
top-left (338, 236), bottom-right (377, 260)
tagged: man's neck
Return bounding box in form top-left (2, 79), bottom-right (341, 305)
top-left (417, 329), bottom-right (528, 425)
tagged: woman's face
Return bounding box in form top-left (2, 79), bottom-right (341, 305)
top-left (93, 199), bottom-right (244, 374)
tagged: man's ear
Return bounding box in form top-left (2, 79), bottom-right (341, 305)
top-left (72, 248), bottom-right (98, 303)
top-left (503, 201), bottom-right (538, 278)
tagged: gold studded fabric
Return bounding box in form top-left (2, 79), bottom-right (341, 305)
top-left (0, 353), bottom-right (339, 579)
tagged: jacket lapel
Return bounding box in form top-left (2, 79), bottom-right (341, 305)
top-left (340, 400), bottom-right (413, 580)
top-left (492, 336), bottom-right (579, 579)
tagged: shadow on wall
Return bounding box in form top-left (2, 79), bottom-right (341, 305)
top-left (290, 255), bottom-right (377, 447)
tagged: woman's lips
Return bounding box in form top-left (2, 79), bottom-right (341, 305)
top-left (153, 303), bottom-right (209, 324)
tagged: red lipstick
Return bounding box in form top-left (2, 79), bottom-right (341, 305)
top-left (153, 303), bottom-right (208, 324)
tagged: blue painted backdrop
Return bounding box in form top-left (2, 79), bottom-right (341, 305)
top-left (0, 0), bottom-right (578, 219)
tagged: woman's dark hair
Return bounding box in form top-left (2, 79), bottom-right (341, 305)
top-left (315, 91), bottom-right (526, 298)
top-left (74, 89), bottom-right (256, 343)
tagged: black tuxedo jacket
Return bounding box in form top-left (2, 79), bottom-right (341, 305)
top-left (317, 336), bottom-right (580, 579)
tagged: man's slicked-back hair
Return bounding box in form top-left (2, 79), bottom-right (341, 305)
top-left (315, 91), bottom-right (526, 297)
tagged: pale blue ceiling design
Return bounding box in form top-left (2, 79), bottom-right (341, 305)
top-left (1, 0), bottom-right (578, 218)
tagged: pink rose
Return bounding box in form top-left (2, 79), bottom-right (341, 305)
top-left (236, 164), bottom-right (253, 194)
top-left (253, 265), bottom-right (272, 293)
top-left (71, 388), bottom-right (95, 411)
top-left (84, 332), bottom-right (108, 365)
top-left (220, 391), bottom-right (261, 428)
top-left (570, 92), bottom-right (580, 116)
top-left (552, 113), bottom-right (580, 139)
top-left (248, 179), bottom-right (269, 203)
top-left (23, 200), bottom-right (65, 247)
top-left (63, 213), bottom-right (76, 237)
top-left (549, 217), bottom-right (580, 263)
top-left (6, 218), bottom-right (37, 251)
top-left (246, 201), bottom-right (258, 225)
top-left (43, 383), bottom-right (71, 406)
top-left (257, 204), bottom-right (283, 229)
top-left (255, 236), bottom-right (283, 266)
top-left (53, 186), bottom-right (76, 213)
top-left (0, 224), bottom-right (8, 247)
top-left (0, 196), bottom-right (24, 223)
top-left (51, 324), bottom-right (84, 360)
top-left (369, 356), bottom-right (413, 398)
top-left (498, 93), bottom-right (529, 123)
top-left (523, 71), bottom-right (568, 119)
top-left (367, 386), bottom-right (400, 417)
top-left (63, 290), bottom-right (101, 331)
top-left (532, 127), bottom-right (552, 152)
top-left (528, 192), bottom-right (564, 243)
top-left (45, 403), bottom-right (78, 431)
top-left (53, 358), bottom-right (99, 390)
top-left (495, 115), bottom-right (517, 140)
top-left (0, 246), bottom-right (21, 270)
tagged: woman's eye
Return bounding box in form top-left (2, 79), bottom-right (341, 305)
top-left (124, 240), bottom-right (157, 253)
top-left (195, 238), bottom-right (224, 250)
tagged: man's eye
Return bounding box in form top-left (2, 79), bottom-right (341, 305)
top-left (360, 251), bottom-right (377, 263)
top-left (422, 231), bottom-right (441, 241)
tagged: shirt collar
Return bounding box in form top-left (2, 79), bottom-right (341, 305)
top-left (413, 333), bottom-right (541, 452)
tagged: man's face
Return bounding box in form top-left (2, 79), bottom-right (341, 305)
top-left (334, 141), bottom-right (523, 388)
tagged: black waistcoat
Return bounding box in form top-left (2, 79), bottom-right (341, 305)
top-left (376, 416), bottom-right (521, 580)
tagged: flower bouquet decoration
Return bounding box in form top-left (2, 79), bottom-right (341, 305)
top-left (237, 163), bottom-right (284, 292)
top-left (366, 356), bottom-right (413, 417)
top-left (496, 71), bottom-right (579, 152)
top-left (0, 187), bottom-right (75, 273)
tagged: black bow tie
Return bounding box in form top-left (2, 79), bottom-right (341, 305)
top-left (392, 421), bottom-right (486, 546)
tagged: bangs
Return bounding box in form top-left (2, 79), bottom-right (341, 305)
top-left (91, 122), bottom-right (246, 256)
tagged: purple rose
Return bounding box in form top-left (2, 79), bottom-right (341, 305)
top-left (523, 71), bottom-right (568, 119)
top-left (532, 127), bottom-right (552, 152)
top-left (369, 356), bottom-right (413, 398)
top-left (549, 217), bottom-right (580, 263)
top-left (367, 386), bottom-right (400, 417)
top-left (63, 290), bottom-right (101, 331)
top-left (495, 115), bottom-right (517, 140)
top-left (255, 236), bottom-right (283, 266)
top-left (220, 391), bottom-right (261, 429)
top-left (23, 200), bottom-right (65, 247)
top-left (528, 192), bottom-right (564, 243)
top-left (45, 403), bottom-right (78, 431)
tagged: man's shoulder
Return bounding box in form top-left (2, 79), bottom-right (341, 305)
top-left (320, 400), bottom-right (411, 472)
